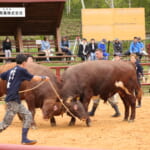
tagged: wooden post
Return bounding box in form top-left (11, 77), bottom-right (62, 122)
top-left (56, 27), bottom-right (61, 52)
top-left (15, 26), bottom-right (23, 52)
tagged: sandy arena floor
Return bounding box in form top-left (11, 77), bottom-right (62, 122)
top-left (0, 96), bottom-right (150, 150)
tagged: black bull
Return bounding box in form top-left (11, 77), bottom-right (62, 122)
top-left (61, 60), bottom-right (142, 126)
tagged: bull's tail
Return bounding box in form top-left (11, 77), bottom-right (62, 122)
top-left (135, 86), bottom-right (143, 105)
top-left (115, 81), bottom-right (131, 95)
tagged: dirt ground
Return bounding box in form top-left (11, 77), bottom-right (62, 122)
top-left (0, 96), bottom-right (150, 150)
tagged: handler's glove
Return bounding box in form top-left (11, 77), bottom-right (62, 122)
top-left (41, 76), bottom-right (50, 81)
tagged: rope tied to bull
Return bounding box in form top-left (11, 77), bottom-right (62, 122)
top-left (0, 80), bottom-right (46, 100)
top-left (47, 80), bottom-right (78, 119)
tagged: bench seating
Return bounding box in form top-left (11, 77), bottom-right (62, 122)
top-left (0, 53), bottom-right (79, 64)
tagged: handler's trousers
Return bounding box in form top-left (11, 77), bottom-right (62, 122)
top-left (0, 101), bottom-right (32, 132)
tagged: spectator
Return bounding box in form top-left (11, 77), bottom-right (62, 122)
top-left (78, 38), bottom-right (89, 61)
top-left (97, 39), bottom-right (109, 60)
top-left (2, 37), bottom-right (12, 62)
top-left (138, 37), bottom-right (148, 55)
top-left (113, 38), bottom-right (123, 55)
top-left (60, 36), bottom-right (72, 55)
top-left (26, 54), bottom-right (34, 63)
top-left (95, 48), bottom-right (104, 60)
top-left (130, 54), bottom-right (144, 108)
top-left (124, 37), bottom-right (142, 59)
top-left (88, 38), bottom-right (97, 60)
top-left (88, 49), bottom-right (121, 117)
top-left (41, 36), bottom-right (51, 61)
top-left (112, 53), bottom-right (122, 61)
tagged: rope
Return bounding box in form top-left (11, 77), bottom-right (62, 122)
top-left (0, 81), bottom-right (46, 100)
top-left (47, 80), bottom-right (78, 119)
top-left (19, 80), bottom-right (46, 93)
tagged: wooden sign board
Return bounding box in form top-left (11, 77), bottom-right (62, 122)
top-left (82, 8), bottom-right (145, 41)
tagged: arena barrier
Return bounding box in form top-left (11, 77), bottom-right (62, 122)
top-left (49, 66), bottom-right (68, 80)
top-left (0, 144), bottom-right (104, 150)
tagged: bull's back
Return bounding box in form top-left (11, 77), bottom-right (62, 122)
top-left (63, 60), bottom-right (136, 83)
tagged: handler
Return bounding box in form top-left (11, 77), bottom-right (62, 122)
top-left (89, 49), bottom-right (121, 117)
top-left (0, 54), bottom-right (49, 145)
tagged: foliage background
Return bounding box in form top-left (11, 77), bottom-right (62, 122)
top-left (61, 0), bottom-right (150, 40)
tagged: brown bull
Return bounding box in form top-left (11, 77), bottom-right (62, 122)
top-left (61, 60), bottom-right (142, 126)
top-left (0, 63), bottom-right (87, 127)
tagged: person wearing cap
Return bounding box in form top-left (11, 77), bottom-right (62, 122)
top-left (78, 38), bottom-right (89, 61)
top-left (113, 38), bottom-right (123, 56)
top-left (97, 38), bottom-right (109, 60)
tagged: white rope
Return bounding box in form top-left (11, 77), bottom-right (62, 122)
top-left (19, 80), bottom-right (46, 93)
top-left (0, 81), bottom-right (46, 100)
top-left (47, 80), bottom-right (78, 119)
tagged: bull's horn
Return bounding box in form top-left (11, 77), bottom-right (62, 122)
top-left (66, 96), bottom-right (73, 104)
top-left (76, 96), bottom-right (80, 101)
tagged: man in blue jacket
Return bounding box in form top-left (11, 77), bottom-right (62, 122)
top-left (129, 37), bottom-right (141, 54)
top-left (124, 37), bottom-right (142, 59)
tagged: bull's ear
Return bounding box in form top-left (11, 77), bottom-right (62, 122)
top-left (73, 104), bottom-right (78, 110)
top-left (53, 105), bottom-right (58, 111)
top-left (66, 96), bottom-right (73, 104)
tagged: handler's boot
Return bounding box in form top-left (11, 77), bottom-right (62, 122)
top-left (21, 128), bottom-right (37, 145)
top-left (136, 100), bottom-right (141, 108)
top-left (88, 103), bottom-right (99, 116)
top-left (112, 104), bottom-right (121, 117)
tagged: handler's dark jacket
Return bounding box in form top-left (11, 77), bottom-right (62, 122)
top-left (88, 43), bottom-right (97, 53)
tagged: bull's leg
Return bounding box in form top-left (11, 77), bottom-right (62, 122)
top-left (135, 87), bottom-right (142, 108)
top-left (82, 91), bottom-right (92, 127)
top-left (84, 102), bottom-right (91, 127)
top-left (119, 93), bottom-right (130, 121)
top-left (128, 95), bottom-right (136, 121)
top-left (50, 117), bottom-right (56, 127)
top-left (68, 117), bottom-right (76, 126)
top-left (29, 109), bottom-right (36, 129)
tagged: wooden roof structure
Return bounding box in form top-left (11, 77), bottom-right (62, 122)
top-left (0, 0), bottom-right (66, 51)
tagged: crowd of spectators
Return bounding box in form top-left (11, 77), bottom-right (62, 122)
top-left (76, 36), bottom-right (148, 61)
top-left (58, 36), bottom-right (148, 61)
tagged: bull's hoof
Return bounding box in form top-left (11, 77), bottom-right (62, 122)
top-left (68, 122), bottom-right (75, 126)
top-left (128, 120), bottom-right (134, 123)
top-left (51, 123), bottom-right (56, 127)
top-left (123, 119), bottom-right (128, 122)
top-left (136, 105), bottom-right (141, 108)
top-left (86, 118), bottom-right (91, 127)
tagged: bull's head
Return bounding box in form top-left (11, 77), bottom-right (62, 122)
top-left (42, 99), bottom-right (64, 119)
top-left (64, 96), bottom-right (88, 120)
